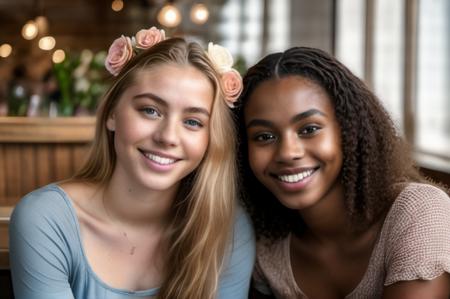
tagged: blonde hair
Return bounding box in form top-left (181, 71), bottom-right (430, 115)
top-left (74, 38), bottom-right (237, 299)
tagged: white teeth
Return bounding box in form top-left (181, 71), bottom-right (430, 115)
top-left (278, 169), bottom-right (314, 183)
top-left (144, 153), bottom-right (175, 165)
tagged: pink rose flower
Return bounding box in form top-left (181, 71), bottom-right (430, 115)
top-left (105, 35), bottom-right (133, 76)
top-left (134, 27), bottom-right (166, 50)
top-left (221, 69), bottom-right (243, 108)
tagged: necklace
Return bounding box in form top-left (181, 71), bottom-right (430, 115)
top-left (102, 194), bottom-right (137, 255)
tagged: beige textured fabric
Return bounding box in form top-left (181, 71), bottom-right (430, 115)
top-left (253, 183), bottom-right (450, 298)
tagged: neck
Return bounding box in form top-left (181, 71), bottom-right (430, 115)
top-left (103, 173), bottom-right (177, 230)
top-left (298, 183), bottom-right (355, 244)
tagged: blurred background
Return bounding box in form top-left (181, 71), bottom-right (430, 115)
top-left (0, 0), bottom-right (448, 163)
top-left (0, 0), bottom-right (449, 297)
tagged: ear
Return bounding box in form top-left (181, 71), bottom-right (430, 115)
top-left (106, 112), bottom-right (116, 132)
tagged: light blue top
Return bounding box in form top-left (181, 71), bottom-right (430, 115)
top-left (9, 184), bottom-right (255, 299)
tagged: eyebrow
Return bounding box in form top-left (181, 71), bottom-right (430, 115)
top-left (133, 92), bottom-right (210, 117)
top-left (292, 108), bottom-right (326, 122)
top-left (246, 108), bottom-right (326, 128)
top-left (133, 92), bottom-right (167, 107)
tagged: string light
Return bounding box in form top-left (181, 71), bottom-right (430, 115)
top-left (157, 3), bottom-right (182, 28)
top-left (190, 3), bottom-right (209, 25)
top-left (21, 20), bottom-right (38, 40)
top-left (52, 49), bottom-right (65, 63)
top-left (38, 36), bottom-right (56, 50)
top-left (35, 15), bottom-right (49, 34)
top-left (0, 44), bottom-right (12, 58)
top-left (111, 0), bottom-right (124, 12)
top-left (21, 0), bottom-right (51, 41)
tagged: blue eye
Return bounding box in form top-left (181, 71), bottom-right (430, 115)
top-left (185, 119), bottom-right (203, 128)
top-left (140, 107), bottom-right (160, 118)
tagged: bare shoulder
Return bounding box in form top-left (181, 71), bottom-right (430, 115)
top-left (383, 273), bottom-right (450, 299)
top-left (57, 180), bottom-right (103, 219)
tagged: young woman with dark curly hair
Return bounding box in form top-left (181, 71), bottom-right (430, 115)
top-left (236, 46), bottom-right (450, 299)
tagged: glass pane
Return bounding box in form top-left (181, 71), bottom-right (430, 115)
top-left (373, 0), bottom-right (404, 131)
top-left (267, 0), bottom-right (290, 54)
top-left (336, 0), bottom-right (365, 79)
top-left (416, 0), bottom-right (450, 157)
top-left (218, 0), bottom-right (262, 66)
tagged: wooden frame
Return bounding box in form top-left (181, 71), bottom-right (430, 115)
top-left (0, 117), bottom-right (95, 143)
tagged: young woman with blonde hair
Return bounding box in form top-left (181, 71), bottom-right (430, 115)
top-left (10, 28), bottom-right (254, 299)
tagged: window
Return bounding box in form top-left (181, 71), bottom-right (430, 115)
top-left (373, 0), bottom-right (404, 131)
top-left (416, 0), bottom-right (450, 159)
top-left (218, 0), bottom-right (290, 66)
top-left (336, 0), bottom-right (365, 79)
top-left (336, 0), bottom-right (450, 171)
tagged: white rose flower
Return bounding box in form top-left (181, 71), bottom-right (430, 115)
top-left (207, 42), bottom-right (234, 72)
top-left (80, 49), bottom-right (94, 65)
top-left (74, 78), bottom-right (90, 93)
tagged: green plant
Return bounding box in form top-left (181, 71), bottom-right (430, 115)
top-left (53, 49), bottom-right (109, 116)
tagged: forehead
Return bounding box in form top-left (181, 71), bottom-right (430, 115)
top-left (115, 63), bottom-right (215, 111)
top-left (133, 63), bottom-right (213, 96)
top-left (133, 63), bottom-right (211, 86)
top-left (245, 76), bottom-right (333, 117)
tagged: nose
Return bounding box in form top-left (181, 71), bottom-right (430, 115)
top-left (275, 132), bottom-right (304, 163)
top-left (152, 117), bottom-right (180, 147)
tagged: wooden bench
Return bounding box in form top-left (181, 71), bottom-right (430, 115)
top-left (0, 117), bottom-right (95, 269)
top-left (0, 207), bottom-right (12, 270)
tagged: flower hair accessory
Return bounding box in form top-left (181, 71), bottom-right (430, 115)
top-left (105, 27), bottom-right (243, 108)
top-left (105, 27), bottom-right (166, 76)
top-left (206, 43), bottom-right (243, 108)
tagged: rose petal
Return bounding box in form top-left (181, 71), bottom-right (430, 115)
top-left (105, 35), bottom-right (133, 76)
top-left (221, 69), bottom-right (243, 108)
top-left (207, 42), bottom-right (234, 72)
top-left (135, 27), bottom-right (166, 50)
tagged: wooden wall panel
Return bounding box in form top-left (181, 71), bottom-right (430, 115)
top-left (0, 143), bottom-right (92, 205)
top-left (0, 224), bottom-right (8, 253)
top-left (0, 146), bottom-right (4, 201)
top-left (20, 146), bottom-right (36, 198)
top-left (54, 145), bottom-right (74, 181)
top-left (0, 117), bottom-right (95, 206)
top-left (36, 144), bottom-right (53, 187)
top-left (4, 145), bottom-right (21, 204)
top-left (73, 144), bottom-right (91, 171)
top-left (0, 117), bottom-right (95, 270)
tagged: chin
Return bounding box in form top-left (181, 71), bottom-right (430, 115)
top-left (276, 194), bottom-right (319, 211)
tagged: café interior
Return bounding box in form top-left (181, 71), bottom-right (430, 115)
top-left (0, 0), bottom-right (449, 297)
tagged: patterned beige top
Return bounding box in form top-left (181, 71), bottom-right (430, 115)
top-left (253, 183), bottom-right (450, 298)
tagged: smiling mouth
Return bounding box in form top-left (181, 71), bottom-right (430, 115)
top-left (276, 168), bottom-right (317, 183)
top-left (140, 150), bottom-right (177, 165)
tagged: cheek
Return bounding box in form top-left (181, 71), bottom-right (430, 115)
top-left (115, 121), bottom-right (144, 143)
top-left (185, 132), bottom-right (209, 159)
top-left (247, 144), bottom-right (267, 175)
top-left (315, 132), bottom-right (343, 166)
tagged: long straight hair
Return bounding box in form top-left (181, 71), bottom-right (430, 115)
top-left (74, 38), bottom-right (237, 299)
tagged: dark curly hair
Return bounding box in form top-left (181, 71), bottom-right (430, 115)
top-left (236, 47), bottom-right (426, 241)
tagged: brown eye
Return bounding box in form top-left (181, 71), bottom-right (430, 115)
top-left (254, 133), bottom-right (276, 142)
top-left (299, 125), bottom-right (320, 136)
